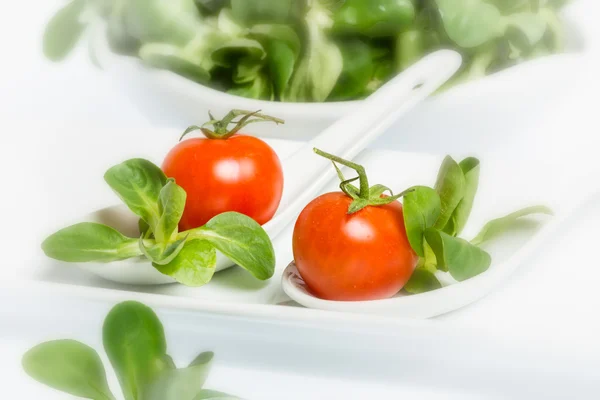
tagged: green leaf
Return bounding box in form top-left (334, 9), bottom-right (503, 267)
top-left (471, 205), bottom-right (553, 246)
top-left (103, 301), bottom-right (171, 400)
top-left (265, 40), bottom-right (296, 98)
top-left (404, 267), bottom-right (442, 294)
top-left (121, 0), bottom-right (201, 45)
top-left (402, 186), bottom-right (441, 257)
top-left (283, 8), bottom-right (343, 102)
top-left (495, 0), bottom-right (533, 13)
top-left (447, 157), bottom-right (480, 236)
top-left (233, 57), bottom-right (265, 84)
top-left (42, 222), bottom-right (141, 262)
top-left (433, 156), bottom-right (466, 232)
top-left (104, 158), bottom-right (168, 231)
top-left (425, 228), bottom-right (492, 282)
top-left (140, 236), bottom-right (188, 265)
top-left (228, 71), bottom-right (274, 100)
top-left (22, 340), bottom-right (115, 400)
top-left (106, 0), bottom-right (142, 55)
top-left (435, 0), bottom-right (505, 48)
top-left (331, 0), bottom-right (415, 37)
top-left (329, 39), bottom-right (374, 101)
top-left (146, 352), bottom-right (214, 400)
top-left (139, 43), bottom-right (211, 84)
top-left (156, 179), bottom-right (187, 242)
top-left (139, 218), bottom-right (152, 239)
top-left (43, 0), bottom-right (87, 62)
top-left (396, 30), bottom-right (426, 71)
top-left (250, 24), bottom-right (301, 54)
top-left (231, 0), bottom-right (302, 24)
top-left (365, 54), bottom-right (394, 96)
top-left (504, 12), bottom-right (548, 46)
top-left (194, 390), bottom-right (240, 400)
top-left (194, 212), bottom-right (275, 280)
top-left (211, 38), bottom-right (266, 68)
top-left (154, 240), bottom-right (217, 286)
top-left (195, 0), bottom-right (230, 14)
top-left (422, 239), bottom-right (441, 272)
top-left (250, 25), bottom-right (301, 98)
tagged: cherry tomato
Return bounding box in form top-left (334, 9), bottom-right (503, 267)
top-left (292, 192), bottom-right (418, 301)
top-left (162, 134), bottom-right (283, 230)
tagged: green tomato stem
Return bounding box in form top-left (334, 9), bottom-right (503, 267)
top-left (313, 148), bottom-right (370, 199)
top-left (180, 109), bottom-right (285, 141)
top-left (313, 147), bottom-right (412, 214)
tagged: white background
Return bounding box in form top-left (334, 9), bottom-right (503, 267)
top-left (1, 1), bottom-right (600, 399)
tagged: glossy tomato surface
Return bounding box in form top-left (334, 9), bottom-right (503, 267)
top-left (292, 192), bottom-right (418, 301)
top-left (162, 134), bottom-right (283, 230)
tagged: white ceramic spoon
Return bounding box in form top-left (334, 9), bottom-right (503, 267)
top-left (78, 50), bottom-right (462, 285)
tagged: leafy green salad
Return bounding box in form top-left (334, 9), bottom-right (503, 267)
top-left (45, 0), bottom-right (570, 102)
top-left (23, 301), bottom-right (239, 400)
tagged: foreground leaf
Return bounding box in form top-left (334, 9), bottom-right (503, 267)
top-left (404, 267), bottom-right (442, 294)
top-left (43, 0), bottom-right (87, 61)
top-left (156, 179), bottom-right (187, 242)
top-left (146, 352), bottom-right (214, 400)
top-left (104, 159), bottom-right (167, 230)
top-left (103, 301), bottom-right (171, 400)
top-left (42, 222), bottom-right (141, 262)
top-left (446, 157), bottom-right (480, 236)
top-left (140, 236), bottom-right (188, 265)
top-left (471, 206), bottom-right (553, 246)
top-left (425, 228), bottom-right (492, 282)
top-left (22, 340), bottom-right (115, 400)
top-left (154, 240), bottom-right (217, 286)
top-left (402, 186), bottom-right (441, 257)
top-left (195, 212), bottom-right (275, 280)
top-left (433, 156), bottom-right (466, 231)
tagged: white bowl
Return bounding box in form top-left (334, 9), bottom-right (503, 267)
top-left (92, 4), bottom-right (587, 140)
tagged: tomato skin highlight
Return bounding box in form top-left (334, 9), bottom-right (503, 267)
top-left (162, 134), bottom-right (283, 230)
top-left (292, 192), bottom-right (418, 301)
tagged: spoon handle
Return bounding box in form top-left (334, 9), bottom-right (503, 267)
top-left (264, 50), bottom-right (462, 238)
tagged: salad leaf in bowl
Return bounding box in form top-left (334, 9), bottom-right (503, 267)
top-left (45, 0), bottom-right (571, 102)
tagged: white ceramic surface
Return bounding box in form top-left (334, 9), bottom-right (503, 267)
top-left (74, 50), bottom-right (461, 286)
top-left (91, 4), bottom-right (587, 139)
top-left (3, 289), bottom-right (599, 399)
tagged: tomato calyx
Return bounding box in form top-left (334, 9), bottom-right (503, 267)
top-left (180, 109), bottom-right (285, 141)
top-left (314, 148), bottom-right (413, 214)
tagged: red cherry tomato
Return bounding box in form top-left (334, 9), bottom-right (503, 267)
top-left (292, 192), bottom-right (418, 301)
top-left (162, 134), bottom-right (283, 231)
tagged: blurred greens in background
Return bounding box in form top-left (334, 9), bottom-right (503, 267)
top-left (45, 0), bottom-right (570, 102)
